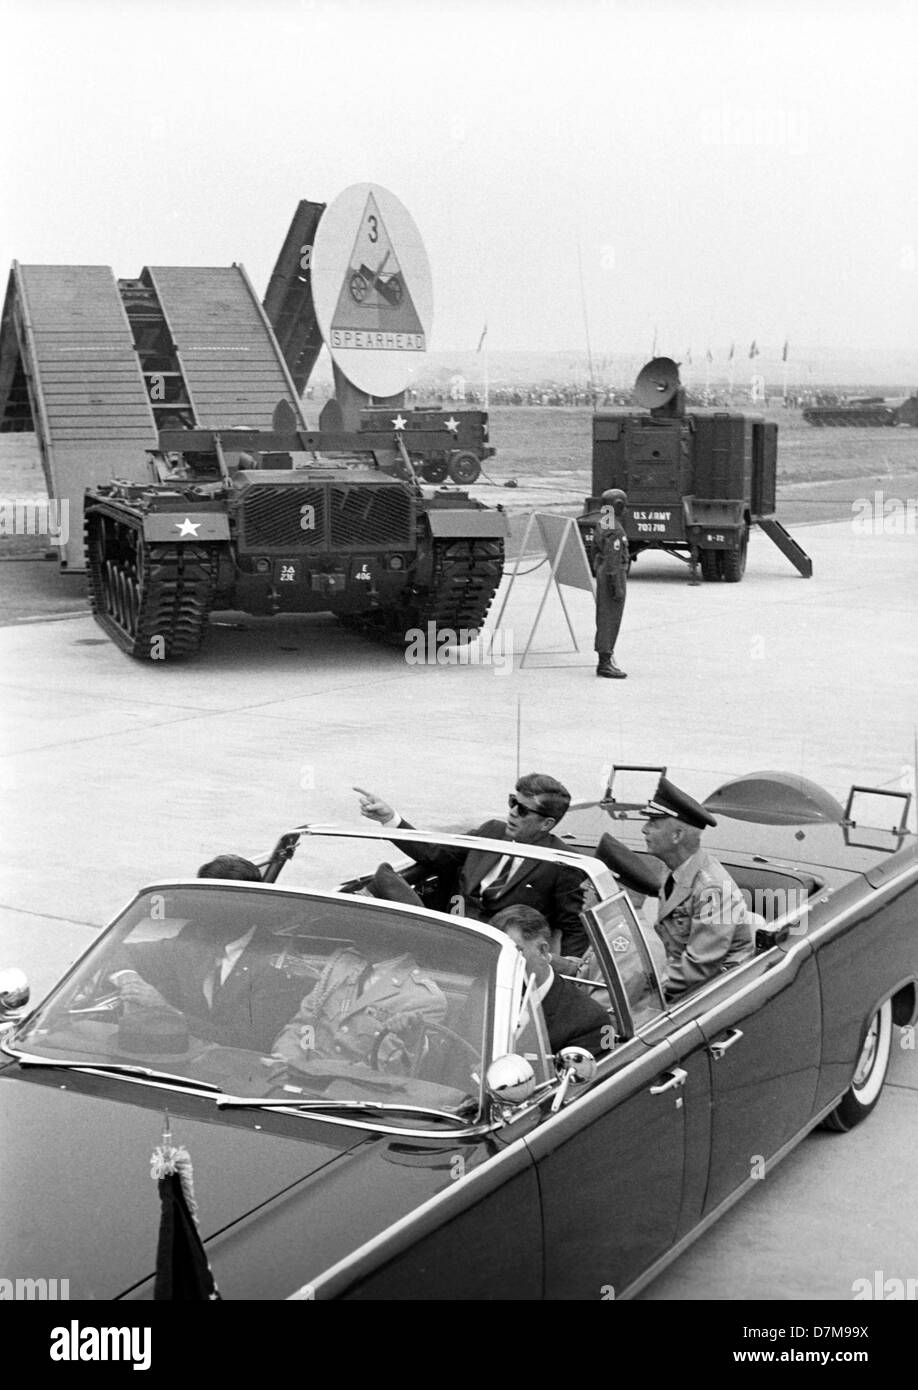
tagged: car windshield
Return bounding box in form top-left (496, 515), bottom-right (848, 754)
top-left (10, 886), bottom-right (500, 1121)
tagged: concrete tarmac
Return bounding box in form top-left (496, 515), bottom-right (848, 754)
top-left (1, 515), bottom-right (916, 1300)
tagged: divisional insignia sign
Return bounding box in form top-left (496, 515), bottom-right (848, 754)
top-left (312, 184), bottom-right (433, 398)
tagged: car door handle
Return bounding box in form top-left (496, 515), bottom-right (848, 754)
top-left (708, 1027), bottom-right (744, 1059)
top-left (649, 1067), bottom-right (687, 1094)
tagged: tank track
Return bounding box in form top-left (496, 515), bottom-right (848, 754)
top-left (418, 536), bottom-right (505, 637)
top-left (345, 536), bottom-right (505, 646)
top-left (84, 504), bottom-right (220, 660)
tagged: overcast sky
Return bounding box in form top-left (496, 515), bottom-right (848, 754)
top-left (2, 0), bottom-right (915, 359)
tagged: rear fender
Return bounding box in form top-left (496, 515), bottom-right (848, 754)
top-left (424, 509), bottom-right (508, 540)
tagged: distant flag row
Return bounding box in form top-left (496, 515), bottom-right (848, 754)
top-left (676, 340), bottom-right (789, 364)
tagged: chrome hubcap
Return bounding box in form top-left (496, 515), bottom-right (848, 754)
top-left (853, 1015), bottom-right (879, 1088)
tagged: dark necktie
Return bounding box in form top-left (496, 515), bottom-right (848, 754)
top-left (481, 856), bottom-right (515, 911)
top-left (661, 872), bottom-right (676, 903)
top-left (204, 949), bottom-right (228, 1008)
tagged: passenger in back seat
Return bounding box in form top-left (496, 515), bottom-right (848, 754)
top-left (492, 906), bottom-right (608, 1059)
top-left (635, 778), bottom-right (761, 999)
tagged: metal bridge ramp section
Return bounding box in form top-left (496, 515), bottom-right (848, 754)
top-left (262, 199), bottom-right (326, 396)
top-left (7, 264), bottom-right (157, 569)
top-left (148, 265), bottom-right (304, 430)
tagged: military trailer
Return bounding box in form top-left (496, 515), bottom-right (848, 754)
top-left (83, 425), bottom-right (506, 660)
top-left (580, 358), bottom-right (811, 583)
top-left (359, 406), bottom-right (494, 485)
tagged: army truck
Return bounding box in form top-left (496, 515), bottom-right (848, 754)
top-left (84, 424), bottom-right (507, 660)
top-left (580, 358), bottom-right (812, 583)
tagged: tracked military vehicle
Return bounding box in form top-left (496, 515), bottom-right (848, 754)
top-left (802, 397), bottom-right (898, 427)
top-left (84, 424), bottom-right (506, 660)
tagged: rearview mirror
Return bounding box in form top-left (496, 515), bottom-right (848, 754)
top-left (551, 1045), bottom-right (596, 1112)
top-left (0, 968), bottom-right (30, 1019)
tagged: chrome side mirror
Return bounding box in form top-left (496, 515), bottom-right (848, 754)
top-left (486, 1054), bottom-right (536, 1107)
top-left (551, 1045), bottom-right (596, 1112)
top-left (0, 968), bottom-right (30, 1020)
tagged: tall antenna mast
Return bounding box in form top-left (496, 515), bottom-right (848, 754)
top-left (576, 239), bottom-right (596, 403)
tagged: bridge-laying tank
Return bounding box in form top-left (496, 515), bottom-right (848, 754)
top-left (83, 423), bottom-right (506, 660)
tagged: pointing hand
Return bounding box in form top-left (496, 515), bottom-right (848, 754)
top-left (353, 787), bottom-right (396, 826)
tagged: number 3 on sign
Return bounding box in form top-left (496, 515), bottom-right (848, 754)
top-left (367, 215), bottom-right (378, 244)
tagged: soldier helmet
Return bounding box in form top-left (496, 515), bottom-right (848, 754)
top-left (601, 488), bottom-right (628, 509)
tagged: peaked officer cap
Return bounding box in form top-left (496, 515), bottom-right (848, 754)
top-left (644, 775), bottom-right (717, 829)
top-left (595, 832), bottom-right (666, 896)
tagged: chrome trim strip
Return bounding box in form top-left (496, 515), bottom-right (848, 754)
top-left (122, 879), bottom-right (514, 948)
top-left (1, 1048), bottom-right (493, 1140)
top-left (653, 859), bottom-right (918, 1026)
top-left (264, 823), bottom-right (620, 899)
top-left (802, 863), bottom-right (918, 948)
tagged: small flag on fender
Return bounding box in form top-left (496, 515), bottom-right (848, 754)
top-left (151, 1119), bottom-right (221, 1300)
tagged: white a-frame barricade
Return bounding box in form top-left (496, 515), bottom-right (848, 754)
top-left (490, 512), bottom-right (595, 668)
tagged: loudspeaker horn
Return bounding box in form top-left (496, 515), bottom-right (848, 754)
top-left (634, 357), bottom-right (681, 410)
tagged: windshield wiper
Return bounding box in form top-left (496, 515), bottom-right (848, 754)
top-left (217, 1095), bottom-right (465, 1124)
top-left (8, 1050), bottom-right (222, 1092)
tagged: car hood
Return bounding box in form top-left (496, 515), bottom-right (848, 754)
top-left (0, 1062), bottom-right (376, 1299)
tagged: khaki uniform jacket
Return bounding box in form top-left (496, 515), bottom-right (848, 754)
top-left (656, 849), bottom-right (758, 996)
top-left (272, 948), bottom-right (447, 1073)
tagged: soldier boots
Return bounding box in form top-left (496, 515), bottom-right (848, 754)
top-left (596, 653), bottom-right (627, 679)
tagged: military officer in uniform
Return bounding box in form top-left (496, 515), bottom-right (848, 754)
top-left (592, 488), bottom-right (629, 679)
top-left (636, 778), bottom-right (759, 999)
top-left (271, 947), bottom-right (447, 1076)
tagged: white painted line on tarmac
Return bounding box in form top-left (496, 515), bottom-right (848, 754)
top-left (12, 610), bottom-right (91, 623)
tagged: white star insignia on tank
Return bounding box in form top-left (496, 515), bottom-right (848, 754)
top-left (391, 415), bottom-right (408, 431)
top-left (175, 518), bottom-right (201, 537)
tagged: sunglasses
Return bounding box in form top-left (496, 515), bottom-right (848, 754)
top-left (508, 793), bottom-right (550, 818)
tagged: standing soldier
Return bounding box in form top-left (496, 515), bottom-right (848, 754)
top-left (593, 488), bottom-right (629, 678)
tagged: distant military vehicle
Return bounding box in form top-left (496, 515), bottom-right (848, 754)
top-left (580, 357), bottom-right (811, 582)
top-left (359, 406), bottom-right (494, 484)
top-left (803, 392), bottom-right (918, 427)
top-left (802, 397), bottom-right (898, 427)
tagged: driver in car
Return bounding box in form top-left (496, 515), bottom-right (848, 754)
top-left (270, 946), bottom-right (447, 1076)
top-left (107, 855), bottom-right (307, 1054)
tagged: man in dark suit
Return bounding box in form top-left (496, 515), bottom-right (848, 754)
top-left (491, 905), bottom-right (609, 1059)
top-left (110, 855), bottom-right (307, 1053)
top-left (354, 774), bottom-right (590, 960)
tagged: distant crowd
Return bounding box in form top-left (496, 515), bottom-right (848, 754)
top-left (305, 382), bottom-right (884, 412)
